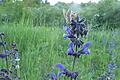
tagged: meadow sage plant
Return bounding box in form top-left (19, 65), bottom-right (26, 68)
top-left (97, 34), bottom-right (118, 80)
top-left (0, 32), bottom-right (20, 80)
top-left (50, 10), bottom-right (91, 80)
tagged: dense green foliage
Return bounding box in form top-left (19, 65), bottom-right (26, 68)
top-left (0, 23), bottom-right (120, 80)
top-left (0, 0), bottom-right (120, 29)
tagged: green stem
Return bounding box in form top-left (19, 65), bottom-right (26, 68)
top-left (72, 56), bottom-right (76, 71)
top-left (72, 45), bottom-right (77, 71)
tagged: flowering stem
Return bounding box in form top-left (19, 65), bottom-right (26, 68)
top-left (72, 56), bottom-right (76, 71)
top-left (71, 57), bottom-right (77, 80)
top-left (72, 45), bottom-right (77, 71)
top-left (0, 36), bottom-right (8, 69)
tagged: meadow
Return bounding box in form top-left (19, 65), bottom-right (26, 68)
top-left (0, 0), bottom-right (120, 80)
top-left (0, 23), bottom-right (120, 80)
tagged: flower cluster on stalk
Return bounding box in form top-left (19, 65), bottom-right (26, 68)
top-left (50, 64), bottom-right (78, 80)
top-left (63, 13), bottom-right (91, 57)
top-left (97, 34), bottom-right (118, 80)
top-left (50, 10), bottom-right (91, 80)
top-left (0, 32), bottom-right (20, 80)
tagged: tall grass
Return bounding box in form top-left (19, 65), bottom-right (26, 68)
top-left (0, 23), bottom-right (120, 80)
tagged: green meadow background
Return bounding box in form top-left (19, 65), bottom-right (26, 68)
top-left (0, 0), bottom-right (120, 80)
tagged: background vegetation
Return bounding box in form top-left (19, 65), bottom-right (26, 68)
top-left (0, 0), bottom-right (120, 29)
top-left (0, 0), bottom-right (120, 80)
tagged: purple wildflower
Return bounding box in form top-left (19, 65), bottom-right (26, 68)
top-left (63, 34), bottom-right (75, 40)
top-left (67, 48), bottom-right (74, 55)
top-left (56, 64), bottom-right (65, 71)
top-left (0, 54), bottom-right (8, 58)
top-left (82, 49), bottom-right (90, 54)
top-left (66, 27), bottom-right (72, 35)
top-left (63, 34), bottom-right (68, 39)
top-left (108, 63), bottom-right (117, 69)
top-left (108, 64), bottom-right (113, 69)
top-left (68, 41), bottom-right (73, 48)
top-left (2, 50), bottom-right (9, 54)
top-left (50, 72), bottom-right (56, 80)
top-left (57, 71), bottom-right (64, 76)
top-left (77, 41), bottom-right (91, 55)
top-left (11, 60), bottom-right (17, 65)
top-left (70, 19), bottom-right (76, 26)
top-left (82, 41), bottom-right (91, 50)
top-left (70, 72), bottom-right (78, 79)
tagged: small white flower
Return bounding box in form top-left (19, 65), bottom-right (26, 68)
top-left (16, 65), bottom-right (20, 69)
top-left (15, 58), bottom-right (20, 61)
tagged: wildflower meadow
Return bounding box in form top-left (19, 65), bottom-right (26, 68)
top-left (0, 0), bottom-right (120, 80)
